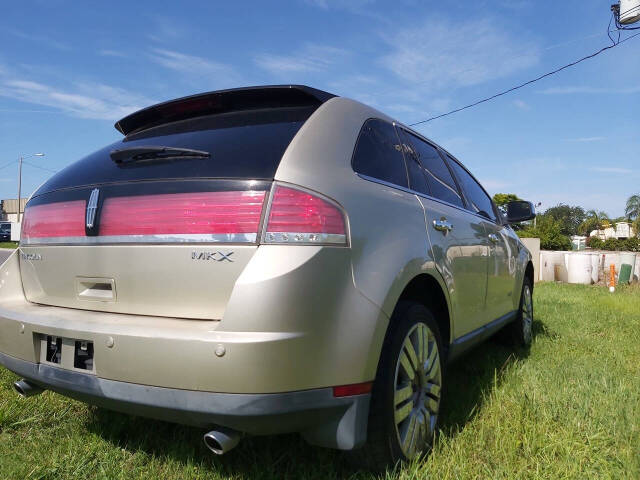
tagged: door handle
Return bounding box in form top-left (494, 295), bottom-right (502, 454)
top-left (433, 218), bottom-right (453, 233)
top-left (488, 233), bottom-right (499, 244)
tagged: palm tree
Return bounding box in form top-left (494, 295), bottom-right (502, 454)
top-left (625, 194), bottom-right (640, 221)
top-left (586, 209), bottom-right (610, 228)
top-left (580, 210), bottom-right (610, 236)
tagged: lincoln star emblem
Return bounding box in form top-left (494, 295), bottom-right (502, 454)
top-left (86, 188), bottom-right (100, 228)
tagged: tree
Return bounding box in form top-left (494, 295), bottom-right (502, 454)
top-left (518, 216), bottom-right (571, 250)
top-left (543, 204), bottom-right (586, 236)
top-left (492, 193), bottom-right (521, 207)
top-left (492, 193), bottom-right (524, 229)
top-left (578, 209), bottom-right (610, 235)
top-left (625, 194), bottom-right (640, 221)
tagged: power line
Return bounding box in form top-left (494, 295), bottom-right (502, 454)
top-left (408, 31), bottom-right (640, 126)
top-left (21, 160), bottom-right (57, 174)
top-left (0, 160), bottom-right (17, 172)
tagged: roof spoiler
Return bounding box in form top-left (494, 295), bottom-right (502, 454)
top-left (114, 85), bottom-right (336, 136)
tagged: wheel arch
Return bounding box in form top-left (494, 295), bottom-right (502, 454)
top-left (394, 274), bottom-right (452, 352)
top-left (525, 260), bottom-right (535, 290)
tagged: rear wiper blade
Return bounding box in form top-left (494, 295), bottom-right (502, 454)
top-left (110, 146), bottom-right (211, 164)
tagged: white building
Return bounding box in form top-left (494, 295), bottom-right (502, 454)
top-left (590, 222), bottom-right (637, 240)
top-left (0, 198), bottom-right (28, 223)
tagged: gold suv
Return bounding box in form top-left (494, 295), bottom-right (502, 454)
top-left (0, 85), bottom-right (535, 466)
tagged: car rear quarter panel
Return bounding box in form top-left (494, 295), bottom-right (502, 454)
top-left (273, 98), bottom-right (452, 344)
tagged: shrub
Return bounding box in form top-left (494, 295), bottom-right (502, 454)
top-left (590, 236), bottom-right (640, 252)
top-left (603, 238), bottom-right (622, 251)
top-left (586, 236), bottom-right (604, 249)
top-left (518, 216), bottom-right (571, 251)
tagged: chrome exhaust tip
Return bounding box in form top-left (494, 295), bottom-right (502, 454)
top-left (13, 379), bottom-right (44, 397)
top-left (203, 427), bottom-right (242, 455)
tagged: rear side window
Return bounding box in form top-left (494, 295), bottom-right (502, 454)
top-left (397, 128), bottom-right (430, 195)
top-left (447, 156), bottom-right (497, 222)
top-left (352, 119), bottom-right (408, 188)
top-left (405, 133), bottom-right (464, 208)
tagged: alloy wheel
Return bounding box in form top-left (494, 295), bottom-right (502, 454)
top-left (393, 322), bottom-right (441, 459)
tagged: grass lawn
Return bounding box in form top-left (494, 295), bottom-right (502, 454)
top-left (0, 282), bottom-right (638, 479)
top-left (0, 242), bottom-right (18, 249)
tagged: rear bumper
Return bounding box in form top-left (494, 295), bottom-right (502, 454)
top-left (0, 351), bottom-right (369, 449)
top-left (1, 247), bottom-right (388, 394)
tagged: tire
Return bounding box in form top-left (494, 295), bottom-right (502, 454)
top-left (502, 276), bottom-right (534, 347)
top-left (350, 301), bottom-right (444, 471)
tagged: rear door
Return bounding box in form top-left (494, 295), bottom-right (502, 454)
top-left (397, 129), bottom-right (489, 338)
top-left (19, 105), bottom-right (316, 320)
top-left (446, 155), bottom-right (515, 321)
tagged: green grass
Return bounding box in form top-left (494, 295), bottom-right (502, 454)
top-left (0, 242), bottom-right (18, 249)
top-left (0, 283), bottom-right (638, 479)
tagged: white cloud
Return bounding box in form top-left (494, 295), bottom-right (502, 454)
top-left (5, 28), bottom-right (70, 51)
top-left (437, 136), bottom-right (472, 153)
top-left (149, 48), bottom-right (239, 83)
top-left (146, 15), bottom-right (190, 42)
top-left (255, 44), bottom-right (349, 75)
top-left (99, 49), bottom-right (128, 58)
top-left (303, 0), bottom-right (375, 9)
top-left (590, 167), bottom-right (633, 174)
top-left (566, 136), bottom-right (605, 142)
top-left (0, 79), bottom-right (154, 120)
top-left (498, 0), bottom-right (531, 9)
top-left (379, 18), bottom-right (539, 90)
top-left (513, 99), bottom-right (530, 110)
top-left (538, 85), bottom-right (640, 95)
top-left (477, 179), bottom-right (512, 193)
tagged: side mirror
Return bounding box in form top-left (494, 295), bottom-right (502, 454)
top-left (506, 201), bottom-right (536, 224)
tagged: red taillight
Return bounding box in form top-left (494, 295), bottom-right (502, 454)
top-left (332, 382), bottom-right (373, 397)
top-left (99, 191), bottom-right (266, 240)
top-left (264, 186), bottom-right (347, 244)
top-left (22, 200), bottom-right (86, 241)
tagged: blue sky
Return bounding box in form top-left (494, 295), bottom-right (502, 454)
top-left (0, 0), bottom-right (638, 216)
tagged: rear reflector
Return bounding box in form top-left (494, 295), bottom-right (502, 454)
top-left (332, 382), bottom-right (373, 397)
top-left (264, 185), bottom-right (347, 244)
top-left (99, 191), bottom-right (266, 242)
top-left (22, 200), bottom-right (86, 241)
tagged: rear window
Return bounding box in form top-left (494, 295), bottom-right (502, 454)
top-left (351, 119), bottom-right (408, 188)
top-left (34, 107), bottom-right (314, 196)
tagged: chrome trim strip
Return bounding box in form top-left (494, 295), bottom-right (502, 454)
top-left (263, 232), bottom-right (346, 245)
top-left (355, 173), bottom-right (499, 225)
top-left (21, 233), bottom-right (257, 245)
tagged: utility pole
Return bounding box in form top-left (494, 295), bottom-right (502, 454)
top-left (17, 156), bottom-right (22, 224)
top-left (533, 202), bottom-right (542, 229)
top-left (16, 153), bottom-right (45, 224)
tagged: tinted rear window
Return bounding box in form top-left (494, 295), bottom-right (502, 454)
top-left (351, 119), bottom-right (408, 188)
top-left (34, 107), bottom-right (313, 196)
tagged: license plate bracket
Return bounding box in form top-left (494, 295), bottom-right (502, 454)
top-left (38, 334), bottom-right (96, 374)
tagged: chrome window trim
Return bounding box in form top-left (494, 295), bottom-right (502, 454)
top-left (391, 122), bottom-right (503, 226)
top-left (355, 172), bottom-right (500, 225)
